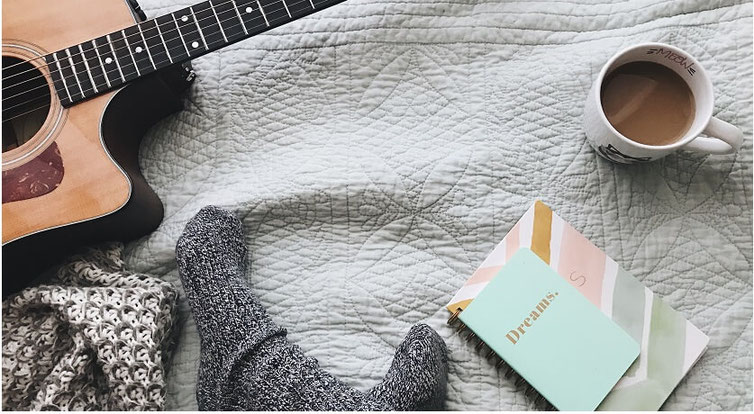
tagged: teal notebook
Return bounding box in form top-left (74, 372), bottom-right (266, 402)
top-left (458, 248), bottom-right (640, 411)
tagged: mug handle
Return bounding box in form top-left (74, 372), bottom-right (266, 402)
top-left (682, 117), bottom-right (743, 155)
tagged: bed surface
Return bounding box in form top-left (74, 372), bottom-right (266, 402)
top-left (125, 0), bottom-right (752, 409)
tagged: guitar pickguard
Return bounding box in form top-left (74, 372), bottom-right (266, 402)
top-left (2, 142), bottom-right (64, 203)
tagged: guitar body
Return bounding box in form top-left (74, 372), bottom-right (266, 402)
top-left (3, 0), bottom-right (344, 294)
top-left (2, 0), bottom-right (192, 294)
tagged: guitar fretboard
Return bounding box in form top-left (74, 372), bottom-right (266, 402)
top-left (44, 0), bottom-right (344, 106)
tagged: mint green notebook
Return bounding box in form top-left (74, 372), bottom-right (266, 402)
top-left (459, 248), bottom-right (639, 411)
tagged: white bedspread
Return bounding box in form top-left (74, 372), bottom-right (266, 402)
top-left (125, 0), bottom-right (752, 409)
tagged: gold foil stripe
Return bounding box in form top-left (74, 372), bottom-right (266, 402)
top-left (531, 200), bottom-right (553, 264)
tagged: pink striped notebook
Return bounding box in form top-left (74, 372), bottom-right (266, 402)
top-left (447, 201), bottom-right (709, 410)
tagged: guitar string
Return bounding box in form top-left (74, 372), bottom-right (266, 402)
top-left (0, 0), bottom-right (265, 85)
top-left (1, 0), bottom-right (324, 119)
top-left (2, 0), bottom-right (322, 123)
top-left (1, 0), bottom-right (325, 80)
top-left (0, 0), bottom-right (274, 111)
top-left (0, 1), bottom-right (272, 100)
top-left (1, 0), bottom-right (321, 96)
top-left (1, 0), bottom-right (325, 92)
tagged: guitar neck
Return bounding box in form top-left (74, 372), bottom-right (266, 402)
top-left (45, 0), bottom-right (346, 107)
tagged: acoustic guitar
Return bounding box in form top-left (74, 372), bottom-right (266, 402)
top-left (2, 0), bottom-right (345, 294)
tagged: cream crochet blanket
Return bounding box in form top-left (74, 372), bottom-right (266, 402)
top-left (2, 244), bottom-right (178, 410)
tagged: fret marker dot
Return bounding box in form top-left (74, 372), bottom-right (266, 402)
top-left (246, 6), bottom-right (252, 13)
top-left (191, 41), bottom-right (200, 49)
top-left (105, 57), bottom-right (113, 64)
top-left (181, 15), bottom-right (189, 22)
top-left (135, 46), bottom-right (143, 53)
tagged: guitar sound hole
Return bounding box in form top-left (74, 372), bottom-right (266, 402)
top-left (2, 56), bottom-right (52, 153)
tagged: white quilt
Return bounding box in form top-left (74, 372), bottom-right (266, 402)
top-left (125, 0), bottom-right (752, 410)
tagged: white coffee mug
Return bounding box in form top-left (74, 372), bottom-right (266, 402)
top-left (584, 42), bottom-right (743, 164)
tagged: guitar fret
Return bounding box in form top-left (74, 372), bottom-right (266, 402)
top-left (138, 24), bottom-right (157, 70)
top-left (234, 0), bottom-right (265, 36)
top-left (78, 44), bottom-right (99, 93)
top-left (173, 10), bottom-right (207, 57)
top-left (65, 49), bottom-right (88, 98)
top-left (91, 40), bottom-right (112, 88)
top-left (231, 0), bottom-right (249, 35)
top-left (172, 13), bottom-right (193, 56)
top-left (140, 18), bottom-right (171, 68)
top-left (209, 1), bottom-right (229, 43)
top-left (153, 19), bottom-right (174, 63)
top-left (57, 51), bottom-right (81, 101)
top-left (256, 0), bottom-right (270, 26)
top-left (94, 36), bottom-right (123, 87)
top-left (287, 0), bottom-right (315, 18)
top-left (69, 46), bottom-right (96, 97)
top-left (309, 0), bottom-right (315, 9)
top-left (281, 0), bottom-right (292, 17)
top-left (121, 29), bottom-right (141, 77)
top-left (192, 2), bottom-right (224, 49)
top-left (190, 7), bottom-right (209, 50)
top-left (262, 0), bottom-right (292, 28)
top-left (43, 55), bottom-right (68, 106)
top-left (105, 35), bottom-right (127, 83)
top-left (51, 54), bottom-right (73, 103)
top-left (80, 41), bottom-right (108, 91)
top-left (108, 32), bottom-right (137, 81)
top-left (156, 14), bottom-right (189, 62)
top-left (123, 26), bottom-right (153, 75)
top-left (212, 0), bottom-right (246, 42)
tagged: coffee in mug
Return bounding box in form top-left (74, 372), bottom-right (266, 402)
top-left (601, 61), bottom-right (695, 146)
top-left (584, 42), bottom-right (743, 164)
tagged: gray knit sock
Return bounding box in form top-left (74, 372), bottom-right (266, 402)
top-left (176, 206), bottom-right (448, 411)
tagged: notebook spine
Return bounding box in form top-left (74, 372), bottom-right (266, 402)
top-left (447, 307), bottom-right (556, 411)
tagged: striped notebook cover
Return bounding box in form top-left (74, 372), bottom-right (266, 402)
top-left (446, 201), bottom-right (709, 410)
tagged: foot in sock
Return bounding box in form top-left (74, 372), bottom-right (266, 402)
top-left (176, 206), bottom-right (449, 410)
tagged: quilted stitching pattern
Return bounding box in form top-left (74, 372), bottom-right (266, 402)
top-left (125, 0), bottom-right (752, 410)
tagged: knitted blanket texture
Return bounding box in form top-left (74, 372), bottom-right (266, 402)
top-left (2, 243), bottom-right (179, 410)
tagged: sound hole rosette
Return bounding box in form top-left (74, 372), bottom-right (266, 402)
top-left (2, 42), bottom-right (66, 170)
